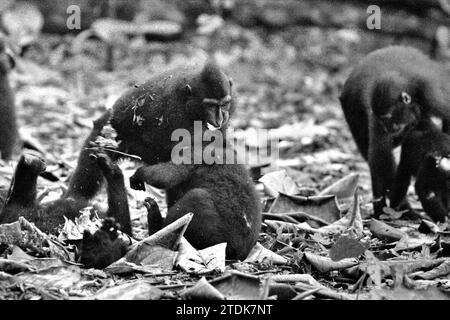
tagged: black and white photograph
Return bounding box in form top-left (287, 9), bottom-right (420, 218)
top-left (0, 0), bottom-right (449, 304)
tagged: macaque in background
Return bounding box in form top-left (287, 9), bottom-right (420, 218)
top-left (340, 46), bottom-right (450, 217)
top-left (0, 36), bottom-right (17, 160)
top-left (390, 119), bottom-right (450, 222)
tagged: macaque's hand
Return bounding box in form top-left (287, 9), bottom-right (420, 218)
top-left (129, 169), bottom-right (146, 191)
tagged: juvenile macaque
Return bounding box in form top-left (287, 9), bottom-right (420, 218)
top-left (36, 110), bottom-right (132, 235)
top-left (340, 46), bottom-right (450, 217)
top-left (0, 150), bottom-right (131, 236)
top-left (130, 148), bottom-right (261, 261)
top-left (0, 36), bottom-right (17, 160)
top-left (390, 119), bottom-right (450, 222)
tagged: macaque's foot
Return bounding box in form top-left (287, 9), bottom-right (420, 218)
top-left (144, 197), bottom-right (163, 235)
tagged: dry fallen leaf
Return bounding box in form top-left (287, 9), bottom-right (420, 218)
top-left (180, 277), bottom-right (225, 300)
top-left (329, 236), bottom-right (367, 261)
top-left (209, 271), bottom-right (270, 300)
top-left (258, 170), bottom-right (300, 197)
top-left (176, 239), bottom-right (226, 274)
top-left (86, 280), bottom-right (164, 300)
top-left (304, 251), bottom-right (358, 273)
top-left (244, 242), bottom-right (288, 265)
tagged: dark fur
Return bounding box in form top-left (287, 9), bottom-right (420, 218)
top-left (340, 46), bottom-right (450, 216)
top-left (0, 37), bottom-right (17, 160)
top-left (64, 110), bottom-right (112, 202)
top-left (111, 59), bottom-right (235, 164)
top-left (0, 151), bottom-right (131, 236)
top-left (143, 197), bottom-right (163, 236)
top-left (65, 60), bottom-right (234, 206)
top-left (130, 150), bottom-right (261, 261)
top-left (391, 119), bottom-right (450, 222)
top-left (78, 218), bottom-right (128, 269)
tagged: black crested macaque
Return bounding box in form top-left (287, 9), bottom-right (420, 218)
top-left (111, 59), bottom-right (235, 165)
top-left (64, 60), bottom-right (234, 204)
top-left (78, 218), bottom-right (128, 269)
top-left (0, 36), bottom-right (17, 160)
top-left (340, 46), bottom-right (450, 217)
top-left (129, 148), bottom-right (262, 261)
top-left (0, 150), bottom-right (131, 236)
top-left (390, 119), bottom-right (450, 222)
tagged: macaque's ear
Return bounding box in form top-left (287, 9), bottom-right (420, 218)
top-left (400, 91), bottom-right (411, 104)
top-left (185, 84), bottom-right (193, 96)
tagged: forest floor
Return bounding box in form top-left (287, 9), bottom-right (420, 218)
top-left (1, 22), bottom-right (449, 300)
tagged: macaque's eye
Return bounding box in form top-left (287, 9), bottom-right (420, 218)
top-left (400, 92), bottom-right (411, 104)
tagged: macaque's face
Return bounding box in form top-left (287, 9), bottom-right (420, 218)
top-left (203, 93), bottom-right (232, 131)
top-left (185, 78), bottom-right (234, 131)
top-left (374, 91), bottom-right (421, 136)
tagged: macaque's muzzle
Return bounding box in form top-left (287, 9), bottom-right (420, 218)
top-left (376, 114), bottom-right (408, 135)
top-left (203, 95), bottom-right (232, 131)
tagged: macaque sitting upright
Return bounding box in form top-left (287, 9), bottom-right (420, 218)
top-left (130, 147), bottom-right (262, 261)
top-left (340, 45), bottom-right (450, 217)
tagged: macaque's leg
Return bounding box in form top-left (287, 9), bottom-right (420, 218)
top-left (368, 120), bottom-right (396, 217)
top-left (416, 159), bottom-right (450, 222)
top-left (92, 152), bottom-right (132, 235)
top-left (65, 110), bottom-right (111, 201)
top-left (389, 156), bottom-right (413, 211)
top-left (417, 187), bottom-right (448, 222)
top-left (164, 188), bottom-right (224, 251)
top-left (129, 162), bottom-right (193, 191)
top-left (339, 96), bottom-right (369, 160)
top-left (3, 153), bottom-right (45, 208)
